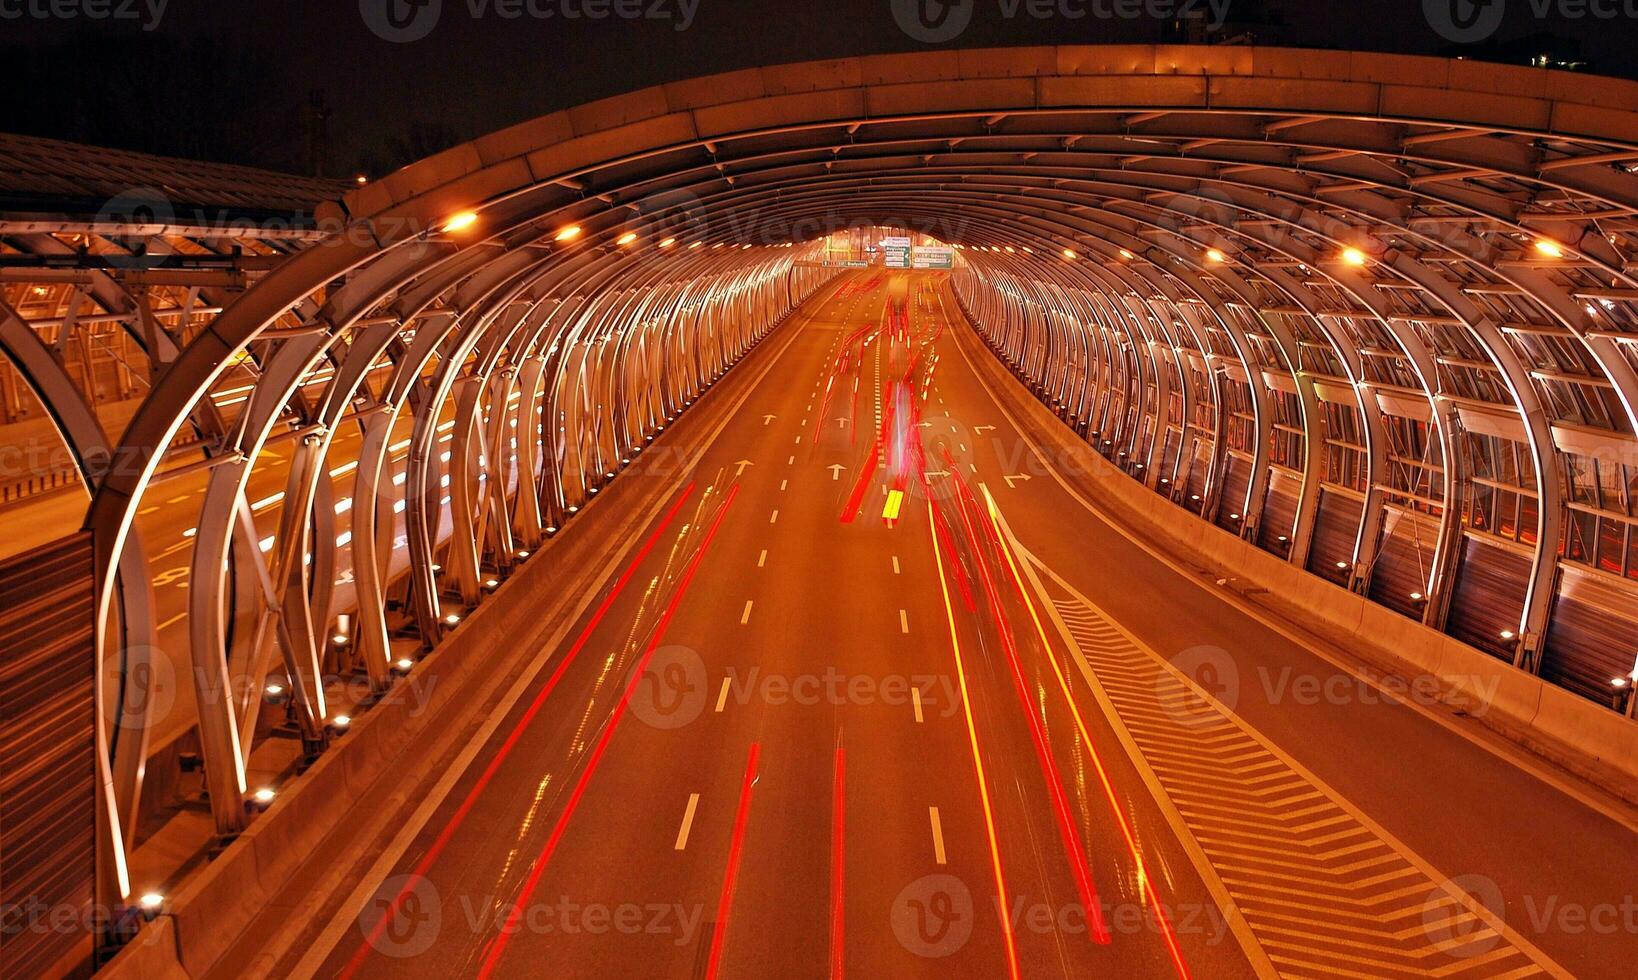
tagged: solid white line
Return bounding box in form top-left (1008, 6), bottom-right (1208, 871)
top-left (911, 687), bottom-right (924, 723)
top-left (899, 609), bottom-right (909, 634)
top-left (758, 549), bottom-right (767, 568)
top-left (675, 793), bottom-right (701, 850)
top-left (929, 807), bottom-right (947, 865)
top-left (740, 600), bottom-right (754, 625)
top-left (716, 677), bottom-right (732, 712)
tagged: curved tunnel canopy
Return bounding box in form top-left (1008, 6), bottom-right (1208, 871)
top-left (9, 44), bottom-right (1638, 899)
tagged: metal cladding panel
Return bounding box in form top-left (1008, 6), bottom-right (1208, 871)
top-left (956, 46), bottom-right (1058, 79)
top-left (1241, 47), bottom-right (1358, 81)
top-left (1551, 101), bottom-right (1638, 145)
top-left (376, 140), bottom-right (488, 205)
top-left (524, 114), bottom-right (700, 183)
top-left (472, 113), bottom-right (578, 168)
top-left (1209, 77), bottom-right (1383, 116)
top-left (760, 59), bottom-right (866, 95)
top-left (1378, 85), bottom-right (1553, 131)
top-left (1369, 507), bottom-right (1439, 619)
top-left (1055, 44), bottom-right (1172, 77)
top-left (694, 90), bottom-right (867, 140)
top-left (566, 86), bottom-right (674, 135)
top-left (857, 50), bottom-right (962, 86)
top-left (1307, 489), bottom-right (1363, 584)
top-left (0, 532), bottom-right (96, 979)
top-left (660, 68), bottom-right (768, 111)
top-left (1347, 51), bottom-right (1456, 88)
top-left (1447, 535), bottom-right (1532, 661)
top-left (1542, 566), bottom-right (1638, 705)
top-left (1216, 455), bottom-right (1252, 532)
top-left (1038, 75), bottom-right (1207, 111)
top-left (1258, 469), bottom-right (1300, 553)
top-left (865, 78), bottom-right (1038, 118)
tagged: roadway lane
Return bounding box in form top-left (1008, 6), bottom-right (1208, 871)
top-left (281, 269), bottom-right (1628, 979)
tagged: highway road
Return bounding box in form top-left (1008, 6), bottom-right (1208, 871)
top-left (227, 270), bottom-right (1631, 979)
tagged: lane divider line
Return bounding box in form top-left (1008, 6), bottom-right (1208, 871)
top-left (675, 793), bottom-right (701, 851)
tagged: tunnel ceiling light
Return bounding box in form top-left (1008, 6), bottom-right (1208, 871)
top-left (1342, 247), bottom-right (1368, 266)
top-left (138, 893), bottom-right (164, 912)
top-left (616, 232), bottom-right (638, 246)
top-left (1119, 248), bottom-right (1134, 259)
top-left (689, 241), bottom-right (703, 249)
top-left (1614, 677), bottom-right (1630, 688)
top-left (659, 237), bottom-right (677, 248)
top-left (442, 211), bottom-right (479, 233)
top-left (1500, 629), bottom-right (1517, 640)
top-left (1534, 239), bottom-right (1564, 258)
top-left (354, 174), bottom-right (368, 185)
top-left (1206, 248), bottom-right (1227, 263)
top-left (554, 225), bottom-right (583, 242)
top-left (252, 787), bottom-right (276, 805)
top-left (1063, 248), bottom-right (1077, 260)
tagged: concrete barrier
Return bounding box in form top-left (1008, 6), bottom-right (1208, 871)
top-left (957, 317), bottom-right (1638, 804)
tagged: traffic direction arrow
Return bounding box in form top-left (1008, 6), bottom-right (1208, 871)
top-left (734, 459), bottom-right (754, 476)
top-left (1003, 473), bottom-right (1033, 488)
top-left (974, 425), bottom-right (996, 434)
top-left (827, 464), bottom-right (846, 481)
top-left (763, 414), bottom-right (776, 425)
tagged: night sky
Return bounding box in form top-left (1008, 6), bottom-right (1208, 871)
top-left (3, 0), bottom-right (1637, 176)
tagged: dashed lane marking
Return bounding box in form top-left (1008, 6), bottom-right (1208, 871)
top-left (675, 794), bottom-right (701, 850)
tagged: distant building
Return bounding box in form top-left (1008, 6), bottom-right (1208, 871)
top-left (1166, 0), bottom-right (1285, 45)
top-left (1440, 32), bottom-right (1593, 72)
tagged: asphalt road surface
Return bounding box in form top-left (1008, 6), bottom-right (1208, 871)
top-left (266, 270), bottom-right (1632, 979)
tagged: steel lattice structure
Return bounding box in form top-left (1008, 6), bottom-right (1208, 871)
top-left (2, 45), bottom-right (1637, 912)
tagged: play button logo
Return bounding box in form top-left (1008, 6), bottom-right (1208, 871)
top-left (361, 0), bottom-right (443, 43)
top-left (892, 0), bottom-right (975, 44)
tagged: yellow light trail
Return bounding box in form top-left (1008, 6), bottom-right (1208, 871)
top-left (927, 499), bottom-right (1021, 980)
top-left (979, 486), bottom-right (1192, 979)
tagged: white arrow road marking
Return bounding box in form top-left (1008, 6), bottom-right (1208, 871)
top-left (734, 459), bottom-right (753, 476)
top-left (1003, 474), bottom-right (1033, 488)
top-left (828, 464), bottom-right (846, 481)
